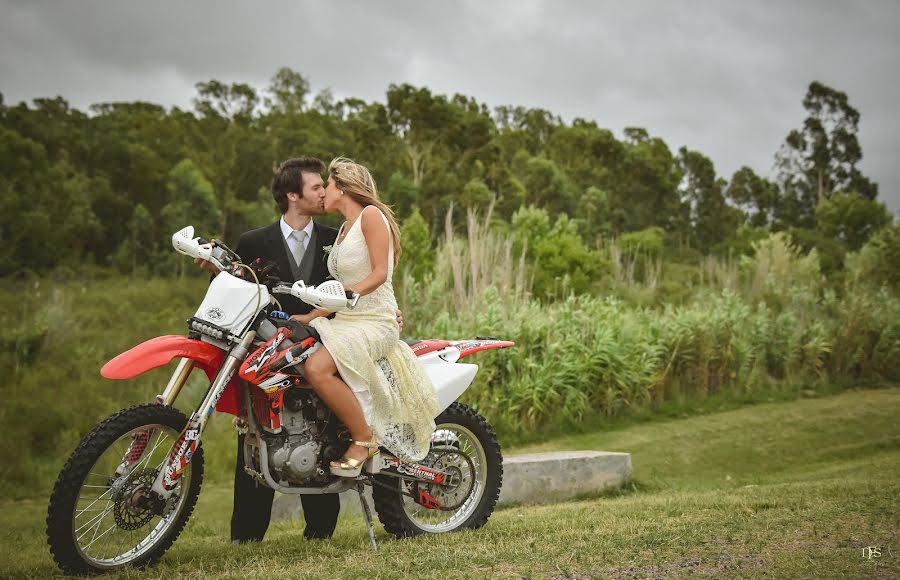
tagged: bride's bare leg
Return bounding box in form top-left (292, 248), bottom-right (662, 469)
top-left (305, 347), bottom-right (373, 463)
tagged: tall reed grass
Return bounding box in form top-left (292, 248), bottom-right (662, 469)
top-left (399, 214), bottom-right (900, 436)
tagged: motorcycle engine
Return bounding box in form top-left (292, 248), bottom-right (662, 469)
top-left (263, 388), bottom-right (336, 485)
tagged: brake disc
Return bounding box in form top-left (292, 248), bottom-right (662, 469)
top-left (414, 450), bottom-right (476, 511)
top-left (112, 468), bottom-right (158, 530)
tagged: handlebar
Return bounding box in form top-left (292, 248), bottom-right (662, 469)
top-left (172, 226), bottom-right (249, 276)
top-left (279, 280), bottom-right (360, 312)
top-left (173, 226), bottom-right (358, 311)
top-left (272, 283), bottom-right (293, 295)
top-left (172, 226), bottom-right (234, 271)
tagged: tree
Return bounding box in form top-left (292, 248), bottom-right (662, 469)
top-left (265, 67), bottom-right (310, 115)
top-left (0, 126), bottom-right (54, 273)
top-left (546, 121), bottom-right (623, 196)
top-left (516, 155), bottom-right (576, 216)
top-left (815, 192), bottom-right (891, 251)
top-left (845, 223), bottom-right (900, 289)
top-left (399, 208), bottom-right (434, 282)
top-left (193, 80), bottom-right (260, 122)
top-left (55, 160), bottom-right (105, 262)
top-left (618, 227), bottom-right (666, 257)
top-left (4, 97), bottom-right (89, 166)
top-left (775, 81), bottom-right (878, 228)
top-left (678, 148), bottom-right (739, 249)
top-left (381, 172), bottom-right (420, 219)
top-left (511, 206), bottom-right (604, 297)
top-left (386, 84), bottom-right (456, 187)
top-left (191, 80), bottom-right (271, 240)
top-left (229, 187), bottom-right (278, 245)
top-left (614, 133), bottom-right (684, 234)
top-left (112, 204), bottom-right (155, 275)
top-left (726, 166), bottom-right (777, 228)
top-left (493, 106), bottom-right (560, 155)
top-left (161, 159), bottom-right (220, 237)
top-left (576, 186), bottom-right (614, 243)
top-left (460, 178), bottom-right (495, 210)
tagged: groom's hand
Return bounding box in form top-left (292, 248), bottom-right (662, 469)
top-left (396, 309), bottom-right (404, 332)
top-left (194, 257), bottom-right (220, 274)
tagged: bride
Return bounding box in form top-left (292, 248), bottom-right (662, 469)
top-left (293, 157), bottom-right (438, 477)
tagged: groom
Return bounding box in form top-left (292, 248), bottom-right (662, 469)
top-left (231, 157), bottom-right (341, 543)
top-left (236, 157), bottom-right (344, 542)
top-left (198, 157), bottom-right (341, 542)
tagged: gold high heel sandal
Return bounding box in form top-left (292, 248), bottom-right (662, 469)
top-left (330, 437), bottom-right (380, 478)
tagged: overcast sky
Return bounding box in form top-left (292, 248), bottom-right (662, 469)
top-left (2, 0), bottom-right (898, 214)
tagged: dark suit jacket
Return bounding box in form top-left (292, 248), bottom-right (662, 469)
top-left (234, 220), bottom-right (338, 315)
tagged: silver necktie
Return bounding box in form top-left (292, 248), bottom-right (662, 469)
top-left (290, 229), bottom-right (308, 266)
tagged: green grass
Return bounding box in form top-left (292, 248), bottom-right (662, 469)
top-left (3, 387), bottom-right (898, 578)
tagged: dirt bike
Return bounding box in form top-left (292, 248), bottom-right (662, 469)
top-left (46, 226), bottom-right (514, 575)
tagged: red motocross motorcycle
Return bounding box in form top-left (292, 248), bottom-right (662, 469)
top-left (46, 226), bottom-right (514, 575)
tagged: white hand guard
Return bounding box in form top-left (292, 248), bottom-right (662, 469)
top-left (171, 225), bottom-right (216, 262)
top-left (291, 280), bottom-right (360, 312)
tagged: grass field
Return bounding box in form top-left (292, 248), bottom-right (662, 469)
top-left (3, 387), bottom-right (898, 579)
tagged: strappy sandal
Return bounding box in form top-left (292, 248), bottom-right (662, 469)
top-left (329, 436), bottom-right (381, 477)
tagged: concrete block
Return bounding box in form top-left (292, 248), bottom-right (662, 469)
top-left (498, 450), bottom-right (632, 505)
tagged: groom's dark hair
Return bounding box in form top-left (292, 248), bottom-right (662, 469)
top-left (272, 157), bottom-right (326, 214)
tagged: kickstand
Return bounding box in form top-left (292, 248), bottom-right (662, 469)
top-left (357, 481), bottom-right (378, 552)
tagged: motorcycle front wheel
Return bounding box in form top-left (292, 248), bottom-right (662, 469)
top-left (47, 404), bottom-right (203, 575)
top-left (372, 402), bottom-right (503, 537)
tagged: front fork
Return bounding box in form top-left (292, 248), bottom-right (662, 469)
top-left (114, 358), bottom-right (197, 478)
top-left (135, 331), bottom-right (256, 501)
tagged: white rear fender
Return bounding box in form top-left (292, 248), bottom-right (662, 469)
top-left (423, 362), bottom-right (479, 414)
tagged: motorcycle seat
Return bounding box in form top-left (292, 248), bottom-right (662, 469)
top-left (403, 339), bottom-right (452, 356)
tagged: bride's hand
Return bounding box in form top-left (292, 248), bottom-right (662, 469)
top-left (290, 313), bottom-right (313, 325)
top-left (291, 308), bottom-right (331, 326)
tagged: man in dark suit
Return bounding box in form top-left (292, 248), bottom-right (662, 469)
top-left (200, 157), bottom-right (340, 543)
top-left (232, 157), bottom-right (342, 543)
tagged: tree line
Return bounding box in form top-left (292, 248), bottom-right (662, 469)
top-left (0, 69), bottom-right (892, 282)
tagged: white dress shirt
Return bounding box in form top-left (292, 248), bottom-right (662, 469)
top-left (280, 216), bottom-right (314, 258)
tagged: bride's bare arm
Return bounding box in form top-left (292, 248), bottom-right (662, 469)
top-left (346, 206), bottom-right (391, 296)
top-left (291, 308), bottom-right (330, 325)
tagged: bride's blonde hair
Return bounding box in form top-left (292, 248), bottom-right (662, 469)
top-left (329, 157), bottom-right (401, 265)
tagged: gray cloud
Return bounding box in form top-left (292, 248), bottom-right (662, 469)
top-left (2, 0), bottom-right (898, 213)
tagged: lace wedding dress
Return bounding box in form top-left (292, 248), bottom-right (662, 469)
top-left (310, 206), bottom-right (438, 461)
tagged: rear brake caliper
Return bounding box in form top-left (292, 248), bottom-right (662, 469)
top-left (415, 488), bottom-right (442, 510)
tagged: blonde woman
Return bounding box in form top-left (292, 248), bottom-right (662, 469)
top-left (293, 157), bottom-right (438, 476)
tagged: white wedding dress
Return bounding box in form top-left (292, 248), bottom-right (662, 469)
top-left (310, 206), bottom-right (438, 461)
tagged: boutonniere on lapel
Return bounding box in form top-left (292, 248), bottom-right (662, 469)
top-left (322, 244), bottom-right (333, 256)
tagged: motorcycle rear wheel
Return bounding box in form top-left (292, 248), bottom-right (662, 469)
top-left (372, 402), bottom-right (502, 537)
top-left (47, 404), bottom-right (203, 575)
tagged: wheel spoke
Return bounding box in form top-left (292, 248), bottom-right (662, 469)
top-left (77, 487), bottom-right (114, 510)
top-left (75, 508), bottom-right (110, 514)
top-left (86, 506), bottom-right (110, 547)
top-left (136, 431), bottom-right (167, 472)
top-left (82, 522), bottom-right (118, 552)
top-left (75, 502), bottom-right (114, 537)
